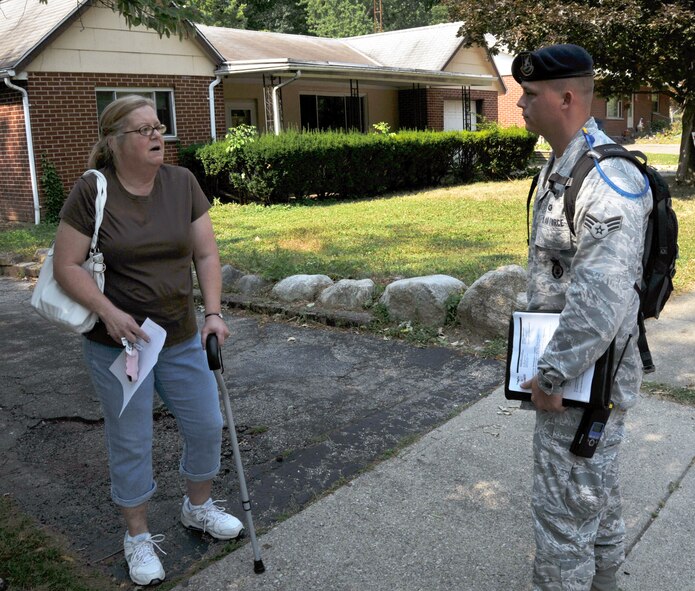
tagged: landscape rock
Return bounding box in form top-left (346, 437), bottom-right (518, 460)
top-left (457, 265), bottom-right (528, 338)
top-left (379, 274), bottom-right (465, 327)
top-left (318, 279), bottom-right (375, 310)
top-left (221, 264), bottom-right (245, 291)
top-left (234, 274), bottom-right (272, 296)
top-left (271, 274), bottom-right (334, 303)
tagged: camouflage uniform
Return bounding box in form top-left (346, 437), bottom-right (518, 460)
top-left (527, 117), bottom-right (652, 590)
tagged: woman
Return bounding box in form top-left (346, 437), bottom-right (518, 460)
top-left (53, 95), bottom-right (242, 586)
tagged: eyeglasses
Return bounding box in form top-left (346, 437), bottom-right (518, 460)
top-left (122, 124), bottom-right (167, 137)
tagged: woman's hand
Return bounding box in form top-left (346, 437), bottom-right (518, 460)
top-left (102, 306), bottom-right (150, 346)
top-left (201, 314), bottom-right (230, 349)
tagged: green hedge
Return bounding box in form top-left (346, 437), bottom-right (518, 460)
top-left (183, 126), bottom-right (536, 204)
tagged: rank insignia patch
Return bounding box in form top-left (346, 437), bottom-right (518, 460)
top-left (583, 213), bottom-right (623, 240)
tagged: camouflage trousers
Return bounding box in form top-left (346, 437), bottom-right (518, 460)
top-left (532, 407), bottom-right (627, 591)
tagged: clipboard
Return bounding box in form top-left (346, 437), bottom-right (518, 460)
top-left (504, 310), bottom-right (614, 408)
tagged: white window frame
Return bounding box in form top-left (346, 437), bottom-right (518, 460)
top-left (95, 88), bottom-right (177, 138)
top-left (606, 97), bottom-right (623, 120)
top-left (227, 99), bottom-right (258, 129)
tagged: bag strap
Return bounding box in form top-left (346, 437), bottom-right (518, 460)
top-left (526, 172), bottom-right (540, 246)
top-left (82, 169), bottom-right (108, 252)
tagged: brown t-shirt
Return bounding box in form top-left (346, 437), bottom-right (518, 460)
top-left (60, 165), bottom-right (211, 347)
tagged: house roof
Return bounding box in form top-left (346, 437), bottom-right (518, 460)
top-left (197, 23), bottom-right (496, 88)
top-left (0, 0), bottom-right (223, 76)
top-left (0, 1), bottom-right (496, 88)
top-left (195, 26), bottom-right (379, 67)
top-left (345, 22), bottom-right (466, 71)
top-left (0, 0), bottom-right (88, 74)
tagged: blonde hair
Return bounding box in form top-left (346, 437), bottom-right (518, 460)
top-left (88, 95), bottom-right (155, 169)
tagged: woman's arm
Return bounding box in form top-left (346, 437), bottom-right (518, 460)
top-left (192, 212), bottom-right (230, 347)
top-left (52, 221), bottom-right (148, 344)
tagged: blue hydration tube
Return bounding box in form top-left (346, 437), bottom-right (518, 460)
top-left (581, 128), bottom-right (650, 199)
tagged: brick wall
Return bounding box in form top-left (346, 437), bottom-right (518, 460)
top-left (0, 84), bottom-right (35, 222)
top-left (498, 75), bottom-right (524, 127)
top-left (424, 88), bottom-right (498, 131)
top-left (398, 87), bottom-right (498, 131)
top-left (1, 72), bottom-right (223, 223)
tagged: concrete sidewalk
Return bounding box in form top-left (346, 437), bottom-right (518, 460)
top-left (173, 294), bottom-right (695, 591)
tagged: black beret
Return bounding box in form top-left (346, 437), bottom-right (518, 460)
top-left (511, 44), bottom-right (594, 83)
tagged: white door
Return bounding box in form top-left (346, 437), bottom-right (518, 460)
top-left (443, 99), bottom-right (477, 131)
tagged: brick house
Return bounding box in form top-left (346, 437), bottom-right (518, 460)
top-left (493, 49), bottom-right (671, 139)
top-left (0, 0), bottom-right (502, 224)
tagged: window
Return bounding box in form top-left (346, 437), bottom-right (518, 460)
top-left (300, 94), bottom-right (365, 132)
top-left (606, 97), bottom-right (623, 119)
top-left (228, 100), bottom-right (258, 128)
top-left (651, 92), bottom-right (660, 113)
top-left (95, 89), bottom-right (176, 137)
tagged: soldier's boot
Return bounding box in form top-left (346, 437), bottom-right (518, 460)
top-left (590, 565), bottom-right (619, 591)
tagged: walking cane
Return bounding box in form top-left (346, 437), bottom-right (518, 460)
top-left (206, 333), bottom-right (265, 574)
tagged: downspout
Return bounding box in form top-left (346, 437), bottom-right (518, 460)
top-left (208, 76), bottom-right (222, 141)
top-left (4, 75), bottom-right (41, 224)
top-left (272, 71), bottom-right (302, 135)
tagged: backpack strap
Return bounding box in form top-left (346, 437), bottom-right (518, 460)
top-left (526, 172), bottom-right (540, 246)
top-left (562, 144), bottom-right (649, 236)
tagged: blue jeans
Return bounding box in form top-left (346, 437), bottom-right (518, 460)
top-left (83, 334), bottom-right (223, 507)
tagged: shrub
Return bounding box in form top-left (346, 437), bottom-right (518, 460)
top-left (40, 156), bottom-right (66, 223)
top-left (182, 127), bottom-right (536, 204)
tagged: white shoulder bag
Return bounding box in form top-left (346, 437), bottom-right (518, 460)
top-left (31, 169), bottom-right (107, 333)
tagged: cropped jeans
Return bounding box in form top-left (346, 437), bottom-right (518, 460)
top-left (83, 334), bottom-right (223, 508)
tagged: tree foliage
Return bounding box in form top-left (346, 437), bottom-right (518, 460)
top-left (192, 0), bottom-right (246, 28)
top-left (244, 0), bottom-right (309, 34)
top-left (37, 0), bottom-right (199, 38)
top-left (444, 0), bottom-right (695, 181)
top-left (379, 0), bottom-right (449, 31)
top-left (302, 0), bottom-right (372, 38)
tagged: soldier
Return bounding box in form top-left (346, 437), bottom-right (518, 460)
top-left (513, 45), bottom-right (652, 591)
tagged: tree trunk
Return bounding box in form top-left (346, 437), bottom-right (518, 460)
top-left (676, 98), bottom-right (695, 184)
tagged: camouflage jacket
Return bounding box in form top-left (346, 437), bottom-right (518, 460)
top-left (527, 118), bottom-right (652, 408)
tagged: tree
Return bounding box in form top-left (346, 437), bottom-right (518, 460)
top-left (37, 0), bottom-right (200, 38)
top-left (445, 0), bottom-right (695, 183)
top-left (244, 0), bottom-right (309, 34)
top-left (303, 0), bottom-right (372, 37)
top-left (192, 0), bottom-right (246, 28)
top-left (379, 0), bottom-right (449, 31)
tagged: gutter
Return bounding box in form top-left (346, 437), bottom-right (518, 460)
top-left (3, 73), bottom-right (41, 225)
top-left (216, 59), bottom-right (496, 87)
top-left (272, 71), bottom-right (302, 135)
top-left (208, 76), bottom-right (222, 141)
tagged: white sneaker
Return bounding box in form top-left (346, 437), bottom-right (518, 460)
top-left (123, 532), bottom-right (166, 586)
top-left (180, 496), bottom-right (244, 540)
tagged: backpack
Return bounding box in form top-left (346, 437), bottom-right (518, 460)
top-left (526, 144), bottom-right (679, 373)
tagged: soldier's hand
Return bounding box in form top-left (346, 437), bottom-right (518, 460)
top-left (521, 376), bottom-right (565, 413)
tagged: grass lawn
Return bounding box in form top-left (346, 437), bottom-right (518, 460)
top-left (0, 173), bottom-right (693, 589)
top-left (2, 176), bottom-right (694, 291)
top-left (0, 496), bottom-right (115, 591)
top-left (209, 179), bottom-right (530, 285)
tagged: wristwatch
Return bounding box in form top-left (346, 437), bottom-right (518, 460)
top-left (537, 369), bottom-right (561, 396)
top-left (205, 312), bottom-right (224, 320)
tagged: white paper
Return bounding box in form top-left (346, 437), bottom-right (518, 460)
top-left (507, 311), bottom-right (595, 404)
top-left (109, 318), bottom-right (167, 417)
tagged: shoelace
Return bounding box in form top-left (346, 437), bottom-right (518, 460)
top-left (191, 499), bottom-right (229, 533)
top-left (130, 534), bottom-right (167, 564)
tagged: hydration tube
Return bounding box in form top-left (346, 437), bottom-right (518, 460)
top-left (581, 127), bottom-right (650, 199)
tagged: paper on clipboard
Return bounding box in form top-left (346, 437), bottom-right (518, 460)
top-left (109, 318), bottom-right (167, 417)
top-left (506, 311), bottom-right (595, 404)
